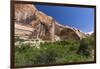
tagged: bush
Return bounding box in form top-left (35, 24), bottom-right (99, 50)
top-left (15, 39), bottom-right (93, 66)
top-left (77, 36), bottom-right (95, 57)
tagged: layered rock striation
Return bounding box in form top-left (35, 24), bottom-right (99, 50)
top-left (15, 4), bottom-right (86, 41)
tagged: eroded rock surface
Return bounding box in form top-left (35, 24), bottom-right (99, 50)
top-left (15, 4), bottom-right (86, 41)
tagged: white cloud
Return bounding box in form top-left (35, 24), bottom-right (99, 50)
top-left (85, 31), bottom-right (93, 35)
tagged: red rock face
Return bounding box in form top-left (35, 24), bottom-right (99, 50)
top-left (15, 4), bottom-right (37, 24)
top-left (15, 4), bottom-right (86, 41)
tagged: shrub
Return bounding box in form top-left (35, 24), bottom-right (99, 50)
top-left (15, 39), bottom-right (93, 66)
top-left (77, 36), bottom-right (94, 57)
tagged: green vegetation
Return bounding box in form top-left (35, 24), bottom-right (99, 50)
top-left (15, 36), bottom-right (95, 66)
top-left (77, 35), bottom-right (95, 56)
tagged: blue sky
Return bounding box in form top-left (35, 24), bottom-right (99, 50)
top-left (35, 4), bottom-right (94, 33)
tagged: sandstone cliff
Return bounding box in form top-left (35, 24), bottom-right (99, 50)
top-left (15, 3), bottom-right (86, 41)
